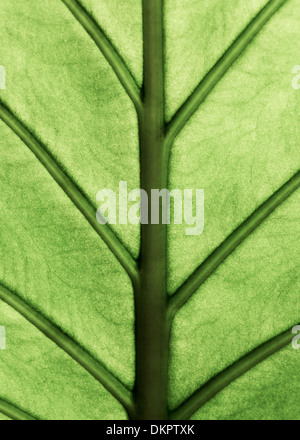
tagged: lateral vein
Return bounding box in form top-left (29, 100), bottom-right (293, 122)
top-left (171, 325), bottom-right (299, 420)
top-left (165, 0), bottom-right (289, 150)
top-left (0, 103), bottom-right (138, 284)
top-left (168, 170), bottom-right (300, 321)
top-left (62, 0), bottom-right (142, 115)
top-left (0, 283), bottom-right (134, 415)
top-left (0, 398), bottom-right (36, 421)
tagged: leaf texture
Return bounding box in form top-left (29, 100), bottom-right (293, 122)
top-left (0, 0), bottom-right (299, 420)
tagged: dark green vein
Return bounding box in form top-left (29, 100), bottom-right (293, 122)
top-left (0, 103), bottom-right (138, 284)
top-left (0, 399), bottom-right (36, 421)
top-left (171, 325), bottom-right (298, 420)
top-left (0, 283), bottom-right (134, 416)
top-left (62, 0), bottom-right (142, 115)
top-left (164, 0), bottom-right (288, 154)
top-left (134, 0), bottom-right (168, 420)
top-left (168, 171), bottom-right (300, 322)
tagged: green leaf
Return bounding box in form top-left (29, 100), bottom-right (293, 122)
top-left (0, 0), bottom-right (299, 420)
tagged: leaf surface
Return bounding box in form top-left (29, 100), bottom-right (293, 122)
top-left (0, 0), bottom-right (299, 420)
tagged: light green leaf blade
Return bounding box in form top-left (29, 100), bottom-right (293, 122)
top-left (0, 0), bottom-right (299, 420)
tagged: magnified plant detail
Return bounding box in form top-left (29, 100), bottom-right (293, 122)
top-left (0, 0), bottom-right (299, 421)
